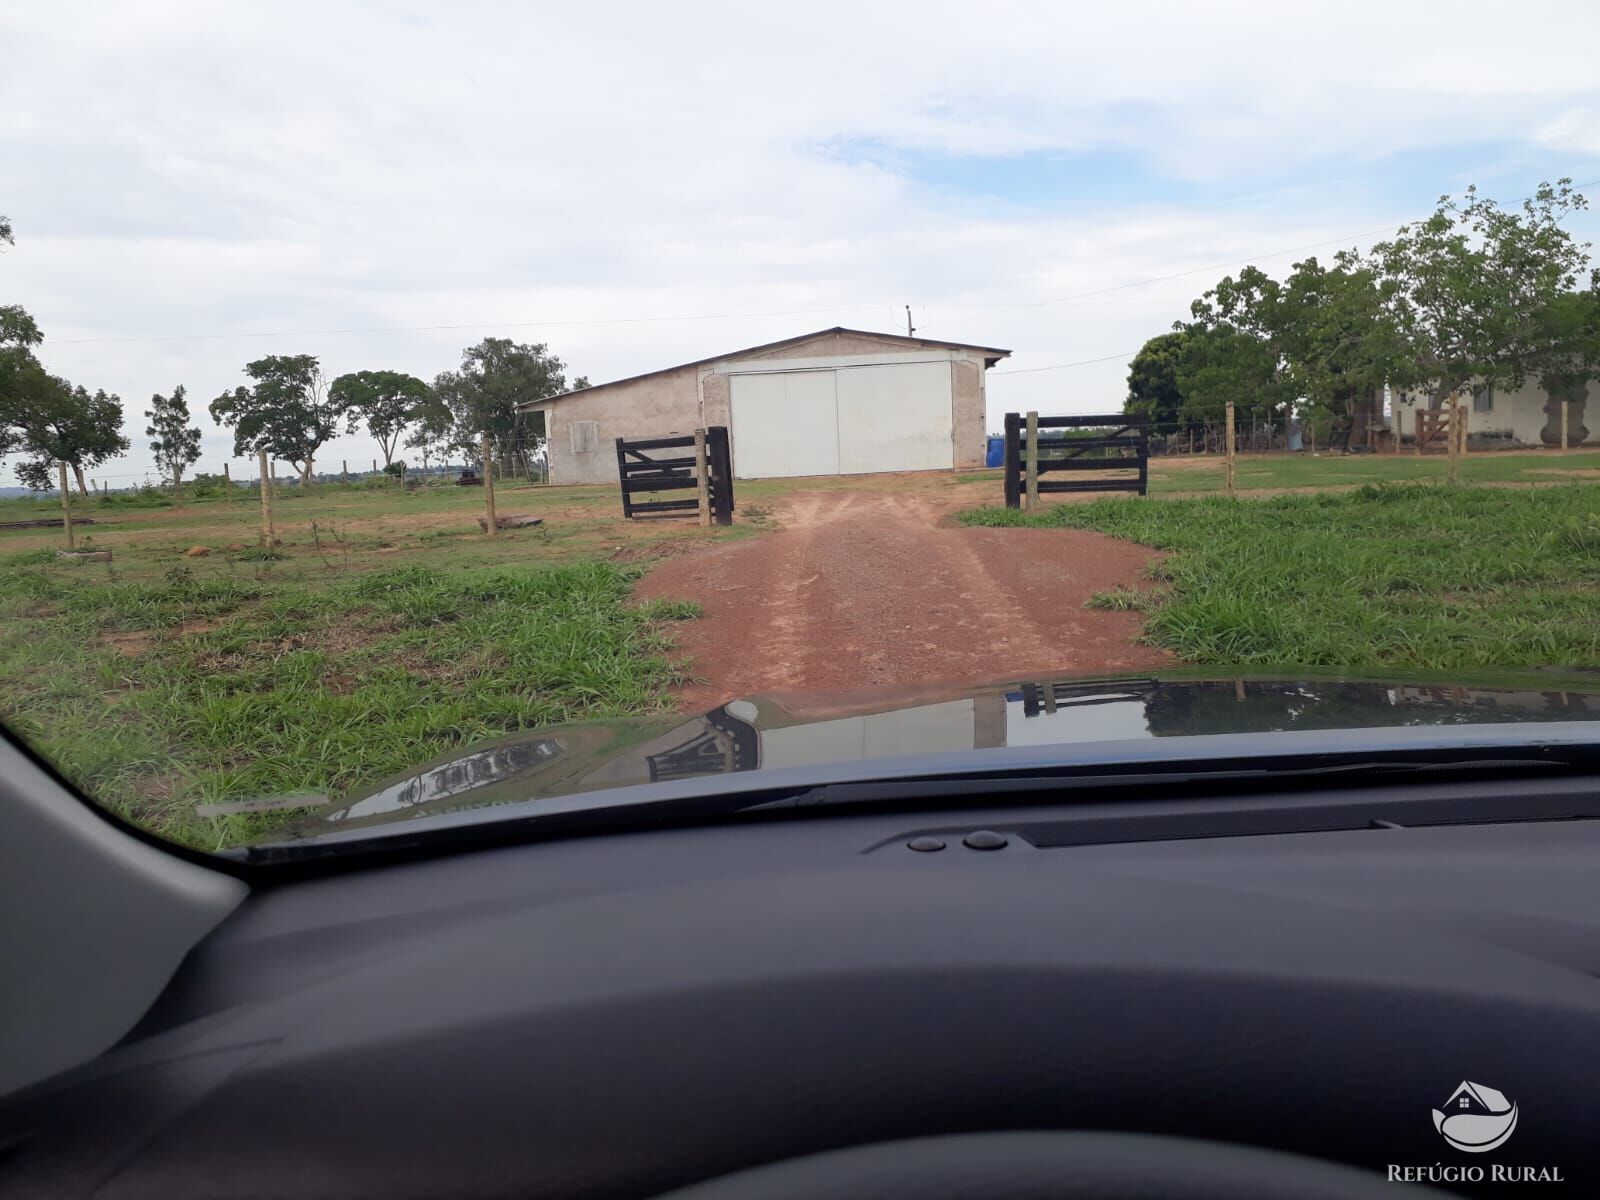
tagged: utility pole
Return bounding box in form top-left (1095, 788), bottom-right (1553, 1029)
top-left (905, 305), bottom-right (915, 338)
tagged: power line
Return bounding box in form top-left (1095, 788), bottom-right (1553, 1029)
top-left (991, 349), bottom-right (1142, 377)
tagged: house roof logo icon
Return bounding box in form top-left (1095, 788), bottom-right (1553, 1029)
top-left (1432, 1081), bottom-right (1518, 1153)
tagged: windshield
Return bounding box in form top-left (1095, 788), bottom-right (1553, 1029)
top-left (4, 5), bottom-right (1600, 853)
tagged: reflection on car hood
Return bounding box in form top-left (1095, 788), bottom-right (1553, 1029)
top-left (294, 672), bottom-right (1600, 835)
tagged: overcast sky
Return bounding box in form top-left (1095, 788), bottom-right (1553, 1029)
top-left (5, 0), bottom-right (1600, 486)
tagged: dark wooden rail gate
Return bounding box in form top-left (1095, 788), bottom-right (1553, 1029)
top-left (1003, 412), bottom-right (1149, 508)
top-left (616, 427), bottom-right (734, 524)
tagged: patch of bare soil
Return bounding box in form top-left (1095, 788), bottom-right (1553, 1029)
top-left (1526, 468), bottom-right (1600, 478)
top-left (100, 629), bottom-right (157, 657)
top-left (610, 534), bottom-right (721, 564)
top-left (636, 487), bottom-right (1168, 713)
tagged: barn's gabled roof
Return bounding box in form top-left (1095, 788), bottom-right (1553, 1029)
top-left (516, 326), bottom-right (1011, 410)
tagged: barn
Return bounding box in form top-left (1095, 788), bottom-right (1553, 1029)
top-left (517, 327), bottom-right (1011, 485)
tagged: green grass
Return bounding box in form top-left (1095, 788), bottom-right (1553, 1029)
top-left (1151, 449), bottom-right (1600, 494)
top-left (0, 558), bottom-right (699, 850)
top-left (960, 482), bottom-right (1600, 670)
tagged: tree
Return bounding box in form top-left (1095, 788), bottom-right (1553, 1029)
top-left (403, 390), bottom-right (456, 468)
top-left (10, 379), bottom-right (130, 495)
top-left (1531, 287), bottom-right (1600, 445)
top-left (1370, 179), bottom-right (1592, 406)
top-left (210, 355), bottom-right (348, 484)
top-left (0, 212), bottom-right (44, 462)
top-left (1177, 265), bottom-right (1297, 426)
top-left (146, 385), bottom-right (203, 491)
top-left (328, 369), bottom-right (431, 468)
top-left (1125, 331), bottom-right (1194, 435)
top-left (430, 338), bottom-right (577, 468)
top-left (1173, 323), bottom-right (1288, 427)
top-left (1270, 255), bottom-right (1412, 426)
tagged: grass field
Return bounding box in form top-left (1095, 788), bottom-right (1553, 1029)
top-left (954, 446), bottom-right (1600, 494)
top-left (960, 481), bottom-right (1600, 670)
top-left (7, 455), bottom-right (1600, 848)
top-left (0, 479), bottom-right (740, 848)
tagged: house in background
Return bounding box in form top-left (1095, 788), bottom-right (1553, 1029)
top-left (518, 327), bottom-right (1011, 485)
top-left (1390, 378), bottom-right (1592, 446)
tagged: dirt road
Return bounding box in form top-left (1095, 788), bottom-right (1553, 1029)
top-left (637, 486), bottom-right (1168, 712)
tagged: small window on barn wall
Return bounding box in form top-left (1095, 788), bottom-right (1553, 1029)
top-left (1473, 385), bottom-right (1494, 413)
top-left (570, 421), bottom-right (600, 454)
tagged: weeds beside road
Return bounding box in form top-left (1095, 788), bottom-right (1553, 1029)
top-left (0, 552), bottom-right (697, 849)
top-left (961, 482), bottom-right (1600, 670)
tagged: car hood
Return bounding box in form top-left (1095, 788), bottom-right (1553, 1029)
top-left (289, 670), bottom-right (1600, 838)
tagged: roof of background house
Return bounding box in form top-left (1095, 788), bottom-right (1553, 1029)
top-left (515, 327), bottom-right (1012, 410)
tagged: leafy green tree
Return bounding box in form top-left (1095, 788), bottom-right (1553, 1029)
top-left (1173, 323), bottom-right (1287, 426)
top-left (11, 379), bottom-right (129, 495)
top-left (1370, 180), bottom-right (1592, 406)
top-left (1, 211), bottom-right (44, 463)
top-left (1124, 331), bottom-right (1193, 435)
top-left (403, 391), bottom-right (456, 468)
top-left (210, 355), bottom-right (348, 484)
top-left (145, 385), bottom-right (202, 491)
top-left (1531, 288), bottom-right (1600, 444)
top-left (431, 338), bottom-right (577, 466)
top-left (1178, 266), bottom-right (1296, 425)
top-left (1270, 255), bottom-right (1412, 423)
top-left (329, 369), bottom-right (431, 468)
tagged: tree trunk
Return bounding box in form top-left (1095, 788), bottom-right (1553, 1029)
top-left (1542, 379), bottom-right (1590, 446)
top-left (299, 459), bottom-right (314, 486)
top-left (72, 463), bottom-right (90, 497)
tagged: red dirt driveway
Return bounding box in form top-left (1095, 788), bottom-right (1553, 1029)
top-left (636, 487), bottom-right (1168, 712)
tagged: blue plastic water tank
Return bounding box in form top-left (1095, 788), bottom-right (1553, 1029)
top-left (985, 435), bottom-right (1005, 468)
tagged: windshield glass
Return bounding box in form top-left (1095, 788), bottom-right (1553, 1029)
top-left (4, 5), bottom-right (1600, 853)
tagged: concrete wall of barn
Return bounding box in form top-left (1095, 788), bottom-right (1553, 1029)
top-left (531, 330), bottom-right (994, 485)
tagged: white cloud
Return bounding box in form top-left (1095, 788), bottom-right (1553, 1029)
top-left (4, 0), bottom-right (1600, 483)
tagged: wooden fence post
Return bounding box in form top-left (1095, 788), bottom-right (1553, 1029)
top-left (1446, 406), bottom-right (1460, 484)
top-left (1225, 401), bottom-right (1237, 497)
top-left (399, 462), bottom-right (407, 490)
top-left (693, 429), bottom-right (710, 528)
top-left (1025, 411), bottom-right (1039, 511)
top-left (257, 449), bottom-right (274, 546)
top-left (1561, 399), bottom-right (1570, 451)
top-left (481, 434), bottom-right (497, 536)
top-left (1002, 412), bottom-right (1021, 509)
top-left (57, 461), bottom-right (74, 549)
top-left (342, 459), bottom-right (348, 482)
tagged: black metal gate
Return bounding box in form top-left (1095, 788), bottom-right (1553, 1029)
top-left (616, 426), bottom-right (734, 524)
top-left (1003, 413), bottom-right (1149, 508)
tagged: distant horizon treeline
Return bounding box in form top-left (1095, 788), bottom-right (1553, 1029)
top-left (3, 210), bottom-right (588, 495)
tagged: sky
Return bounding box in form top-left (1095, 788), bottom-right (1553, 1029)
top-left (4, 0), bottom-right (1600, 487)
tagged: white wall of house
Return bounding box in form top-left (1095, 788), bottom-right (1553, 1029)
top-left (1390, 380), bottom-right (1591, 445)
